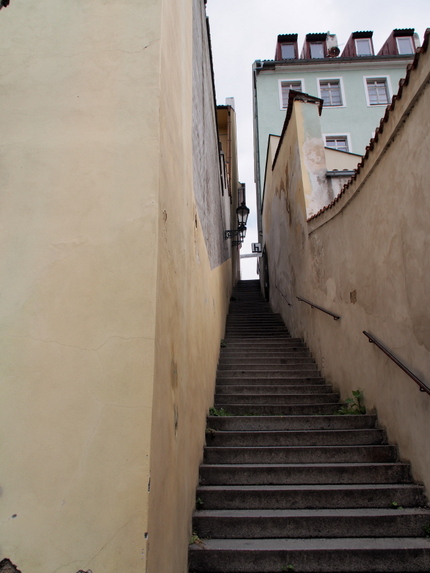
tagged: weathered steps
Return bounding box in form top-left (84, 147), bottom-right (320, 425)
top-left (189, 280), bottom-right (430, 572)
top-left (214, 393), bottom-right (340, 405)
top-left (198, 462), bottom-right (412, 485)
top-left (202, 444), bottom-right (398, 464)
top-left (205, 428), bottom-right (385, 446)
top-left (189, 537), bottom-right (430, 572)
top-left (215, 384), bottom-right (332, 395)
top-left (193, 507), bottom-right (430, 538)
top-left (206, 414), bottom-right (379, 431)
top-left (210, 404), bottom-right (340, 416)
top-left (195, 483), bottom-right (427, 510)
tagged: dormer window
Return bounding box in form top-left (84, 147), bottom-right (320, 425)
top-left (310, 42), bottom-right (324, 58)
top-left (281, 43), bottom-right (296, 59)
top-left (396, 36), bottom-right (414, 54)
top-left (355, 38), bottom-right (373, 56)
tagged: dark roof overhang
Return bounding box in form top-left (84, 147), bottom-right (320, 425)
top-left (393, 28), bottom-right (415, 37)
top-left (277, 34), bottom-right (298, 43)
top-left (352, 31), bottom-right (373, 39)
top-left (305, 33), bottom-right (327, 42)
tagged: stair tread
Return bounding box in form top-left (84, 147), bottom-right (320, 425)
top-left (200, 462), bottom-right (409, 468)
top-left (197, 483), bottom-right (423, 492)
top-left (194, 508), bottom-right (430, 517)
top-left (189, 537), bottom-right (430, 551)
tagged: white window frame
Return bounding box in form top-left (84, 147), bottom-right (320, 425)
top-left (355, 38), bottom-right (373, 56)
top-left (281, 43), bottom-right (296, 59)
top-left (310, 42), bottom-right (324, 58)
top-left (396, 36), bottom-right (414, 55)
top-left (363, 75), bottom-right (392, 106)
top-left (317, 77), bottom-right (346, 108)
top-left (323, 133), bottom-right (351, 153)
top-left (278, 79), bottom-right (305, 110)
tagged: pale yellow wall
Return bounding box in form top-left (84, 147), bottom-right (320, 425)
top-left (263, 43), bottom-right (430, 492)
top-left (0, 0), bottom-right (233, 572)
top-left (0, 1), bottom-right (162, 571)
top-left (146, 2), bottom-right (233, 571)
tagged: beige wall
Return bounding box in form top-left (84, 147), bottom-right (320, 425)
top-left (0, 1), bottom-right (233, 571)
top-left (263, 41), bottom-right (430, 492)
top-left (146, 0), bottom-right (233, 571)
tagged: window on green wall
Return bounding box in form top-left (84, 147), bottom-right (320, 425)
top-left (366, 78), bottom-right (389, 105)
top-left (280, 80), bottom-right (303, 109)
top-left (319, 79), bottom-right (343, 106)
top-left (325, 135), bottom-right (349, 152)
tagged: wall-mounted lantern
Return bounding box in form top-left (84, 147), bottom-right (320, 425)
top-left (224, 202), bottom-right (250, 241)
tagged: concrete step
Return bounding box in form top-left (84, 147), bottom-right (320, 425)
top-left (198, 462), bottom-right (412, 485)
top-left (188, 537), bottom-right (430, 572)
top-left (215, 384), bottom-right (332, 395)
top-left (206, 415), bottom-right (378, 432)
top-left (211, 403), bottom-right (340, 416)
top-left (214, 393), bottom-right (340, 405)
top-left (219, 350), bottom-right (311, 359)
top-left (219, 357), bottom-right (314, 366)
top-left (216, 376), bottom-right (326, 385)
top-left (217, 370), bottom-right (320, 379)
top-left (193, 507), bottom-right (430, 539)
top-left (226, 317), bottom-right (285, 324)
top-left (218, 358), bottom-right (317, 368)
top-left (203, 445), bottom-right (398, 465)
top-left (204, 428), bottom-right (385, 447)
top-left (221, 338), bottom-right (301, 346)
top-left (195, 483), bottom-right (427, 510)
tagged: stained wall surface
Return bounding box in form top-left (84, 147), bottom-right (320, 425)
top-left (263, 42), bottom-right (430, 492)
top-left (0, 1), bottom-right (234, 572)
top-left (146, 0), bottom-right (234, 571)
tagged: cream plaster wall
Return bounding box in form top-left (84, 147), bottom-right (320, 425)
top-left (0, 0), bottom-right (233, 572)
top-left (263, 44), bottom-right (430, 492)
top-left (146, 1), bottom-right (233, 572)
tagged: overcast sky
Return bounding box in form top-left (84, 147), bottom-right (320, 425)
top-left (205, 0), bottom-right (429, 279)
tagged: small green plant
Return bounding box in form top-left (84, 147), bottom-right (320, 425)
top-left (423, 523), bottom-right (430, 537)
top-left (205, 426), bottom-right (216, 434)
top-left (196, 497), bottom-right (204, 510)
top-left (281, 565), bottom-right (295, 572)
top-left (189, 532), bottom-right (205, 546)
top-left (337, 389), bottom-right (366, 415)
top-left (220, 339), bottom-right (227, 348)
top-left (391, 501), bottom-right (403, 510)
top-left (209, 406), bottom-right (231, 416)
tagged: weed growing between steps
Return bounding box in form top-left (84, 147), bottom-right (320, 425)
top-left (209, 407), bottom-right (232, 416)
top-left (337, 389), bottom-right (366, 415)
top-left (189, 532), bottom-right (205, 546)
top-left (423, 523), bottom-right (430, 537)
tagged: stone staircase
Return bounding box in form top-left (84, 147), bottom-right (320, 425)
top-left (188, 280), bottom-right (430, 572)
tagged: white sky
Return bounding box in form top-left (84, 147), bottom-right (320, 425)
top-left (205, 0), bottom-right (429, 279)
